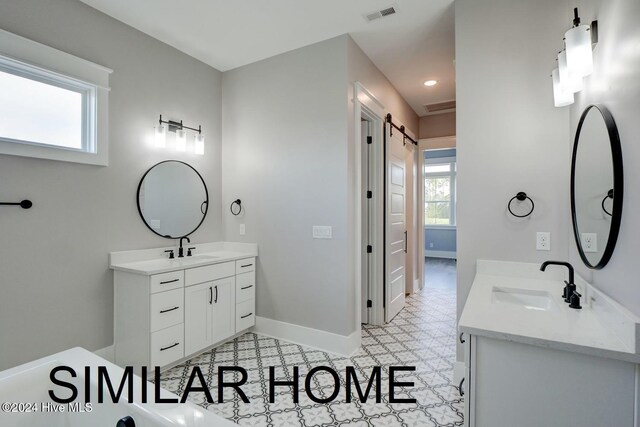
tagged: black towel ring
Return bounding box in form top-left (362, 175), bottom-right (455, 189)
top-left (601, 189), bottom-right (613, 217)
top-left (230, 199), bottom-right (242, 216)
top-left (508, 192), bottom-right (534, 218)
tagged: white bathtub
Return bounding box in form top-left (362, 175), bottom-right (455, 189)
top-left (0, 347), bottom-right (235, 427)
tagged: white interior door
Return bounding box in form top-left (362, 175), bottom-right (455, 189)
top-left (385, 123), bottom-right (406, 322)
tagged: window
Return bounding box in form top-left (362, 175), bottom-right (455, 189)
top-left (425, 159), bottom-right (456, 226)
top-left (0, 59), bottom-right (93, 151)
top-left (0, 29), bottom-right (111, 165)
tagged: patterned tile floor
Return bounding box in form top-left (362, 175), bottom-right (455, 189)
top-left (159, 287), bottom-right (462, 426)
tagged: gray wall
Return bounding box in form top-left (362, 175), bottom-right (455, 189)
top-left (221, 35), bottom-right (419, 337)
top-left (0, 0), bottom-right (222, 370)
top-left (221, 36), bottom-right (353, 336)
top-left (346, 37), bottom-right (419, 134)
top-left (425, 228), bottom-right (457, 253)
top-left (568, 0), bottom-right (640, 316)
top-left (456, 0), bottom-right (571, 361)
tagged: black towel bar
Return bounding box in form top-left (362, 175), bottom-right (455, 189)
top-left (0, 200), bottom-right (32, 209)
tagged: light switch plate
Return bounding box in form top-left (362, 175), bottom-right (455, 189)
top-left (313, 226), bottom-right (332, 239)
top-left (150, 219), bottom-right (161, 230)
top-left (239, 224), bottom-right (246, 236)
top-left (536, 232), bottom-right (550, 251)
top-left (581, 233), bottom-right (597, 253)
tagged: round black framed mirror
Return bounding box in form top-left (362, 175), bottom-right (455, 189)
top-left (137, 160), bottom-right (209, 239)
top-left (571, 105), bottom-right (623, 269)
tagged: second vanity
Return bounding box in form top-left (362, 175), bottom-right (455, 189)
top-left (110, 242), bottom-right (258, 376)
top-left (459, 260), bottom-right (640, 427)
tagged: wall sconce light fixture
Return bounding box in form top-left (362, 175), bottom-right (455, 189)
top-left (552, 68), bottom-right (574, 107)
top-left (551, 8), bottom-right (597, 108)
top-left (154, 114), bottom-right (205, 155)
top-left (565, 8), bottom-right (594, 79)
top-left (175, 128), bottom-right (187, 152)
top-left (558, 48), bottom-right (583, 93)
top-left (194, 133), bottom-right (205, 155)
top-left (154, 123), bottom-right (167, 148)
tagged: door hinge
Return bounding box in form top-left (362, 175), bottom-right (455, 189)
top-left (366, 136), bottom-right (372, 145)
top-left (367, 300), bottom-right (372, 308)
top-left (366, 245), bottom-right (372, 253)
top-left (366, 190), bottom-right (372, 199)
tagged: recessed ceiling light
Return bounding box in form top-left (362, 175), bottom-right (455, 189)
top-left (424, 80), bottom-right (438, 87)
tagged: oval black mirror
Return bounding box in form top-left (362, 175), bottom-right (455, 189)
top-left (137, 160), bottom-right (209, 239)
top-left (571, 105), bottom-right (623, 269)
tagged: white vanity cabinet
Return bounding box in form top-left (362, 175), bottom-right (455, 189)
top-left (111, 247), bottom-right (257, 375)
top-left (235, 259), bottom-right (256, 331)
top-left (461, 333), bottom-right (636, 427)
top-left (184, 266), bottom-right (237, 355)
top-left (459, 260), bottom-right (640, 427)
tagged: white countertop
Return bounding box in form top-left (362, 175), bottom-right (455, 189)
top-left (110, 242), bottom-right (258, 275)
top-left (459, 260), bottom-right (640, 363)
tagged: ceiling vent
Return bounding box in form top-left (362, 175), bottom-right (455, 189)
top-left (364, 5), bottom-right (398, 22)
top-left (424, 100), bottom-right (456, 114)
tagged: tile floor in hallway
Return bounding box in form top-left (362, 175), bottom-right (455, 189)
top-left (159, 263), bottom-right (461, 426)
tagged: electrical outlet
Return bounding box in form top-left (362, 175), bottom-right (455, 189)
top-left (581, 233), bottom-right (597, 253)
top-left (536, 232), bottom-right (550, 251)
top-left (313, 226), bottom-right (332, 239)
top-left (239, 224), bottom-right (246, 236)
top-left (429, 243), bottom-right (434, 248)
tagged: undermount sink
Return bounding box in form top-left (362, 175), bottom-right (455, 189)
top-left (491, 286), bottom-right (554, 311)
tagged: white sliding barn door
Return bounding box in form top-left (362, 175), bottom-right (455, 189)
top-left (385, 123), bottom-right (406, 322)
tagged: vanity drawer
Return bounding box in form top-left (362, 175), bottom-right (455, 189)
top-left (185, 262), bottom-right (235, 287)
top-left (150, 288), bottom-right (184, 332)
top-left (236, 258), bottom-right (256, 274)
top-left (236, 272), bottom-right (255, 303)
top-left (236, 299), bottom-right (255, 332)
top-left (150, 323), bottom-right (184, 367)
top-left (150, 271), bottom-right (184, 294)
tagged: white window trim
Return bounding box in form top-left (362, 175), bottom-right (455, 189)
top-left (424, 155), bottom-right (457, 227)
top-left (0, 29), bottom-right (112, 166)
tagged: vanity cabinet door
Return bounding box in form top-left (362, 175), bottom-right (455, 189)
top-left (184, 282), bottom-right (213, 356)
top-left (210, 276), bottom-right (236, 344)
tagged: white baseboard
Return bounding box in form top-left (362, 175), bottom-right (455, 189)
top-left (453, 361), bottom-right (465, 384)
top-left (425, 250), bottom-right (457, 259)
top-left (253, 316), bottom-right (361, 357)
top-left (93, 345), bottom-right (114, 363)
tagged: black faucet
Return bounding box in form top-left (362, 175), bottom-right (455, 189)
top-left (540, 261), bottom-right (575, 303)
top-left (178, 236), bottom-right (190, 258)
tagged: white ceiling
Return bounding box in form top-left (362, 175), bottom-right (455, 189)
top-left (78, 0), bottom-right (455, 117)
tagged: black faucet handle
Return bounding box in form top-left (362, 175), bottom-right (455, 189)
top-left (164, 249), bottom-right (175, 259)
top-left (563, 281), bottom-right (577, 302)
top-left (569, 291), bottom-right (582, 310)
top-left (187, 247), bottom-right (196, 256)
